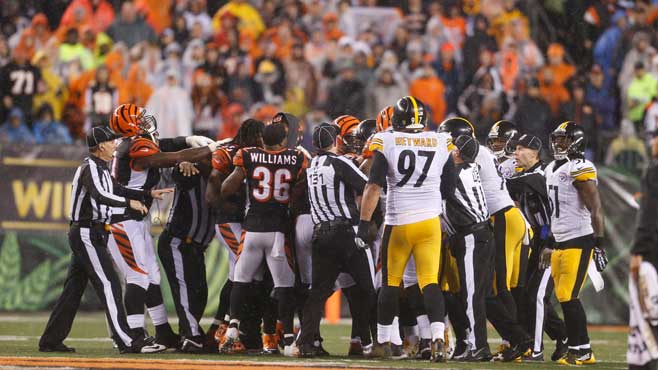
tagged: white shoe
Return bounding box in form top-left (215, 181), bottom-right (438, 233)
top-left (284, 343), bottom-right (299, 357)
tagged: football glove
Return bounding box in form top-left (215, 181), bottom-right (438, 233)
top-left (355, 220), bottom-right (373, 250)
top-left (593, 247), bottom-right (608, 272)
top-left (539, 248), bottom-right (553, 270)
top-left (186, 135), bottom-right (215, 148)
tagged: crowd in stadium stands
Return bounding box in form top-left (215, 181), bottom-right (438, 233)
top-left (0, 0), bottom-right (658, 173)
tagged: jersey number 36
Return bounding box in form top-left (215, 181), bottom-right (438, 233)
top-left (252, 166), bottom-right (292, 203)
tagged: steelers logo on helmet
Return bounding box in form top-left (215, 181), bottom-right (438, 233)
top-left (438, 116), bottom-right (475, 139)
top-left (487, 120), bottom-right (520, 159)
top-left (550, 120), bottom-right (586, 160)
top-left (392, 96), bottom-right (428, 132)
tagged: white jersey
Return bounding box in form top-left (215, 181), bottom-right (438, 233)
top-left (497, 157), bottom-right (519, 180)
top-left (370, 130), bottom-right (451, 225)
top-left (545, 158), bottom-right (597, 242)
top-left (475, 145), bottom-right (514, 215)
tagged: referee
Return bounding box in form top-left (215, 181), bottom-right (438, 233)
top-left (441, 135), bottom-right (494, 361)
top-left (295, 123), bottom-right (376, 357)
top-left (39, 126), bottom-right (169, 354)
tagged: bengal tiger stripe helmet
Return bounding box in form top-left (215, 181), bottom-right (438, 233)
top-left (109, 103), bottom-right (158, 138)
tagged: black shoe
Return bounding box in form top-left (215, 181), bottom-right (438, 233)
top-left (298, 342), bottom-right (315, 358)
top-left (465, 347), bottom-right (493, 362)
top-left (39, 343), bottom-right (75, 353)
top-left (452, 340), bottom-right (469, 360)
top-left (180, 335), bottom-right (205, 353)
top-left (391, 343), bottom-right (408, 360)
top-left (123, 335), bottom-right (166, 354)
top-left (314, 342), bottom-right (330, 357)
top-left (368, 341), bottom-right (392, 358)
top-left (431, 339), bottom-right (446, 363)
top-left (416, 339), bottom-right (431, 360)
top-left (155, 332), bottom-right (181, 349)
top-left (551, 337), bottom-right (569, 362)
top-left (502, 340), bottom-right (531, 362)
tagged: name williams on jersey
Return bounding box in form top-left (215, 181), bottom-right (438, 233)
top-left (250, 152), bottom-right (299, 165)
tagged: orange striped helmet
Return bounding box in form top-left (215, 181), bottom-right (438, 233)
top-left (109, 103), bottom-right (158, 138)
top-left (376, 106), bottom-right (394, 132)
top-left (333, 115), bottom-right (360, 154)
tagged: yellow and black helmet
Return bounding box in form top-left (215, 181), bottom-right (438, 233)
top-left (392, 96), bottom-right (428, 132)
top-left (438, 116), bottom-right (475, 139)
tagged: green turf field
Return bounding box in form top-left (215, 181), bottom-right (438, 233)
top-left (0, 312), bottom-right (628, 369)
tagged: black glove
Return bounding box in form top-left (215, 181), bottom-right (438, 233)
top-left (593, 236), bottom-right (607, 272)
top-left (355, 220), bottom-right (373, 250)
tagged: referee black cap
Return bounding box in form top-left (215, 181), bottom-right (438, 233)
top-left (516, 134), bottom-right (542, 151)
top-left (87, 126), bottom-right (119, 148)
top-left (313, 122), bottom-right (338, 149)
top-left (454, 134), bottom-right (479, 163)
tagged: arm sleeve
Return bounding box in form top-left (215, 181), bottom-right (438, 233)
top-left (82, 163), bottom-right (128, 207)
top-left (334, 156), bottom-right (368, 195)
top-left (367, 151), bottom-right (388, 188)
top-left (632, 166), bottom-right (658, 255)
top-left (440, 156), bottom-right (456, 197)
top-left (212, 148), bottom-right (233, 175)
top-left (159, 136), bottom-right (189, 152)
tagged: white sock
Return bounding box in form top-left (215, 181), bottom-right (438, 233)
top-left (416, 315), bottom-right (431, 339)
top-left (577, 343), bottom-right (591, 350)
top-left (430, 321), bottom-right (445, 342)
top-left (127, 314), bottom-right (144, 329)
top-left (224, 314), bottom-right (231, 322)
top-left (147, 304), bottom-right (168, 326)
top-left (377, 324), bottom-right (392, 344)
top-left (391, 317), bottom-right (403, 346)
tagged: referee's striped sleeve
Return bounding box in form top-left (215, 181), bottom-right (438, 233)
top-left (84, 160), bottom-right (128, 207)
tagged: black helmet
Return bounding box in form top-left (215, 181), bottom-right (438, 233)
top-left (438, 117), bottom-right (475, 139)
top-left (392, 96), bottom-right (429, 132)
top-left (357, 119), bottom-right (377, 141)
top-left (487, 120), bottom-right (520, 159)
top-left (549, 121), bottom-right (586, 160)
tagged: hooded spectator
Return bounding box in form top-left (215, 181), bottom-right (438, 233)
top-left (32, 51), bottom-right (67, 121)
top-left (326, 59), bottom-right (365, 118)
top-left (60, 0), bottom-right (115, 34)
top-left (146, 68), bottom-right (193, 138)
top-left (586, 64), bottom-right (617, 132)
top-left (191, 71), bottom-right (225, 138)
top-left (212, 0), bottom-right (266, 38)
top-left (15, 13), bottom-right (52, 60)
top-left (0, 107), bottom-right (35, 144)
top-left (219, 102), bottom-right (245, 139)
top-left (626, 61), bottom-right (657, 128)
top-left (32, 103), bottom-right (72, 144)
top-left (120, 63), bottom-right (152, 107)
top-left (540, 43), bottom-right (576, 87)
top-left (432, 42), bottom-right (463, 115)
top-left (183, 0), bottom-right (213, 39)
top-left (593, 11), bottom-right (626, 81)
top-left (618, 31), bottom-right (657, 93)
top-left (58, 27), bottom-right (94, 70)
top-left (285, 42), bottom-right (317, 108)
top-left (539, 68), bottom-right (570, 119)
top-left (106, 1), bottom-right (157, 48)
top-left (366, 65), bottom-right (407, 118)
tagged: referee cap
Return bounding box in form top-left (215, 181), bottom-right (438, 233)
top-left (516, 134), bottom-right (542, 151)
top-left (313, 122), bottom-right (338, 149)
top-left (454, 134), bottom-right (479, 163)
top-left (87, 126), bottom-right (119, 148)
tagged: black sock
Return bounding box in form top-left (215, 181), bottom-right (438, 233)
top-left (378, 286), bottom-right (400, 326)
top-left (275, 287), bottom-right (296, 335)
top-left (215, 280), bottom-right (233, 321)
top-left (229, 282), bottom-right (251, 322)
top-left (561, 299), bottom-right (589, 348)
top-left (421, 284), bottom-right (445, 324)
top-left (511, 287), bottom-right (528, 329)
top-left (125, 283), bottom-right (146, 319)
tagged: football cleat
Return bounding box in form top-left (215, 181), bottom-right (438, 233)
top-left (348, 340), bottom-right (364, 356)
top-left (417, 338), bottom-right (432, 360)
top-left (180, 336), bottom-right (205, 353)
top-left (262, 334), bottom-right (279, 355)
top-left (451, 340), bottom-right (469, 360)
top-left (39, 343), bottom-right (76, 353)
top-left (391, 343), bottom-right (408, 360)
top-left (368, 342), bottom-right (392, 358)
top-left (523, 350), bottom-right (545, 362)
top-left (557, 351), bottom-right (582, 365)
top-left (501, 340), bottom-right (531, 362)
top-left (552, 338), bottom-right (569, 361)
top-left (492, 342), bottom-right (510, 361)
top-left (578, 349), bottom-right (596, 365)
top-left (431, 339), bottom-right (447, 363)
top-left (213, 323), bottom-right (228, 344)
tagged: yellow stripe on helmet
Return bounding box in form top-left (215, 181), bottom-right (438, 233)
top-left (409, 96), bottom-right (419, 126)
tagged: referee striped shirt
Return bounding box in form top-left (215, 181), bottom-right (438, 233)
top-left (442, 161), bottom-right (489, 230)
top-left (307, 152), bottom-right (368, 225)
top-left (69, 155), bottom-right (146, 223)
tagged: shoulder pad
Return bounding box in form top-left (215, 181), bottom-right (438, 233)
top-left (129, 138), bottom-right (160, 159)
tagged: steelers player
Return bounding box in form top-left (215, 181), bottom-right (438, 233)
top-left (439, 117), bottom-right (532, 361)
top-left (357, 96), bottom-right (452, 362)
top-left (545, 121), bottom-right (607, 365)
top-left (487, 120), bottom-right (521, 180)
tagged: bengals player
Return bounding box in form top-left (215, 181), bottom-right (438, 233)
top-left (106, 103), bottom-right (220, 348)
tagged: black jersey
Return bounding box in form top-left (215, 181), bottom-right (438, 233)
top-left (211, 143), bottom-right (246, 224)
top-left (233, 146), bottom-right (308, 232)
top-left (85, 82), bottom-right (118, 126)
top-left (0, 62), bottom-right (41, 121)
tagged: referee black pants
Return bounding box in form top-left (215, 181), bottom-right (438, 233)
top-left (453, 225), bottom-right (494, 352)
top-left (40, 224), bottom-right (135, 351)
top-left (157, 230), bottom-right (207, 339)
top-left (297, 221), bottom-right (376, 347)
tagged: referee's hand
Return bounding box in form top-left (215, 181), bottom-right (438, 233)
top-left (151, 188), bottom-right (174, 199)
top-left (129, 200), bottom-right (148, 215)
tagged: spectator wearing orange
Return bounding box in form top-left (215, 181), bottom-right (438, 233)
top-left (263, 18), bottom-right (306, 61)
top-left (212, 0), bottom-right (266, 39)
top-left (540, 43), bottom-right (576, 87)
top-left (60, 0), bottom-right (115, 34)
top-left (135, 0), bottom-right (173, 34)
top-left (539, 68), bottom-right (570, 119)
top-left (323, 13), bottom-right (343, 42)
top-left (440, 3), bottom-right (467, 49)
top-left (218, 102), bottom-right (245, 139)
top-left (409, 64), bottom-right (446, 128)
top-left (191, 71), bottom-right (225, 137)
top-left (15, 13), bottom-right (52, 60)
top-left (120, 64), bottom-right (153, 107)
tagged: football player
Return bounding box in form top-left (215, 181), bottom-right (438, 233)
top-left (440, 117), bottom-right (532, 361)
top-left (487, 120), bottom-right (521, 180)
top-left (220, 122), bottom-right (308, 356)
top-left (544, 121), bottom-right (607, 365)
top-left (107, 103), bottom-right (219, 348)
top-left (205, 119), bottom-right (265, 348)
top-left (357, 96), bottom-right (452, 362)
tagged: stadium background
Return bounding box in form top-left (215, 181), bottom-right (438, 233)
top-left (0, 0), bottom-right (655, 326)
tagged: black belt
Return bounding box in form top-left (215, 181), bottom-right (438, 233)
top-left (492, 205), bottom-right (513, 218)
top-left (70, 221), bottom-right (110, 231)
top-left (314, 218), bottom-right (353, 231)
top-left (554, 234), bottom-right (594, 250)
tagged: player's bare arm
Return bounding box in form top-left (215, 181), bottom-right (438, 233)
top-left (573, 180), bottom-right (604, 238)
